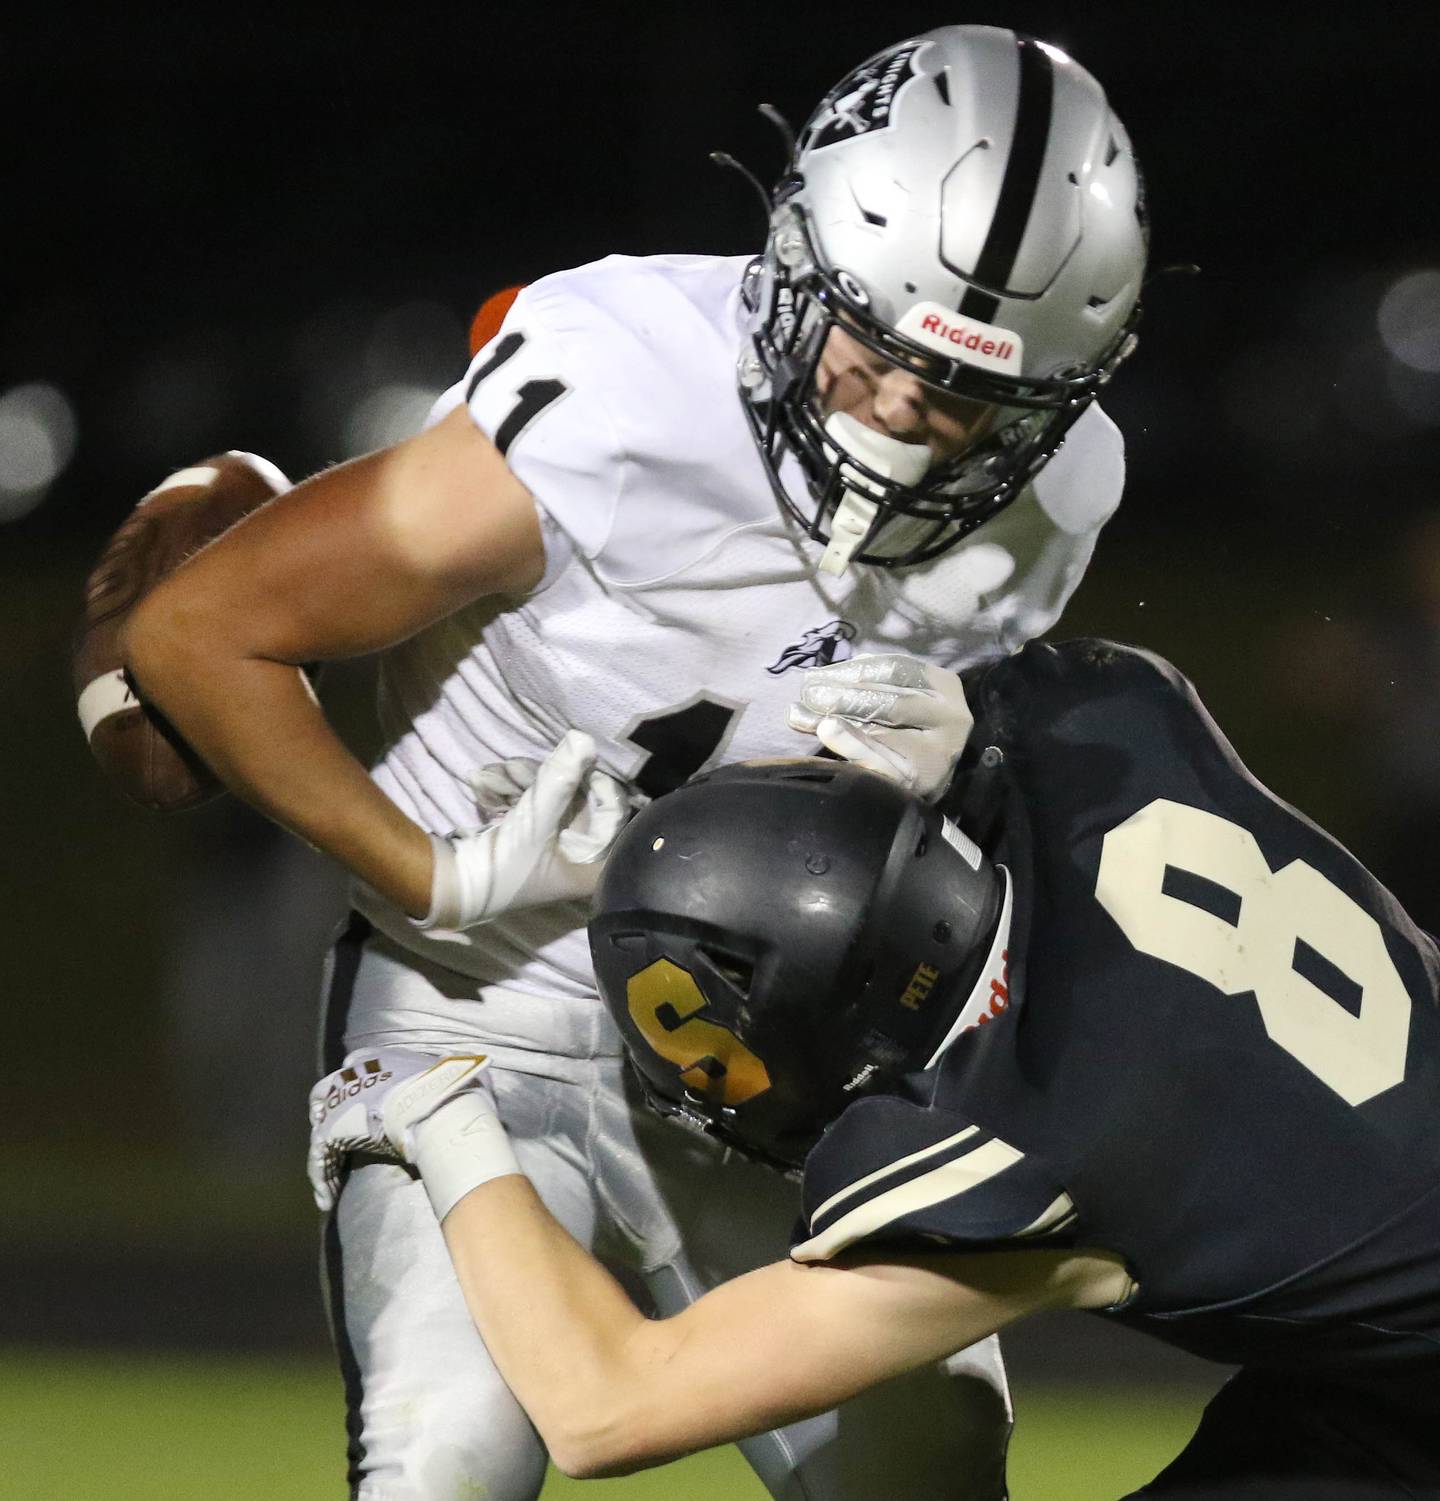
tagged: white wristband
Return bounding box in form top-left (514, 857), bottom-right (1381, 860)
top-left (410, 1092), bottom-right (522, 1222)
top-left (415, 833), bottom-right (464, 931)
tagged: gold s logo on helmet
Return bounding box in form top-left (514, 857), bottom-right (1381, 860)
top-left (627, 958), bottom-right (772, 1106)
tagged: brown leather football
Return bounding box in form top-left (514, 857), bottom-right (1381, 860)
top-left (73, 450), bottom-right (291, 811)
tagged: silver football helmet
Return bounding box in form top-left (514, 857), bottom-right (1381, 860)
top-left (738, 25), bottom-right (1148, 572)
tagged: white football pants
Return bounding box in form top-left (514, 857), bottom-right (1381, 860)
top-left (321, 919), bottom-right (1012, 1501)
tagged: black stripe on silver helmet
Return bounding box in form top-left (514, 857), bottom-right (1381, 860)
top-left (738, 25), bottom-right (1148, 569)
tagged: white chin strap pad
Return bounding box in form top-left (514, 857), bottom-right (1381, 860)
top-left (818, 490), bottom-right (879, 578)
top-left (818, 413), bottom-right (932, 577)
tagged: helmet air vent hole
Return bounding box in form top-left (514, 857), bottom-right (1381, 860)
top-left (933, 69), bottom-right (951, 106)
top-left (905, 280), bottom-right (918, 294)
top-left (1067, 172), bottom-right (1079, 185)
top-left (700, 948), bottom-right (755, 996)
top-left (610, 931), bottom-right (649, 952)
top-left (915, 831), bottom-right (930, 858)
top-left (1086, 293), bottom-right (1112, 309)
top-left (1105, 136), bottom-right (1120, 166)
top-left (847, 182), bottom-right (888, 230)
top-left (781, 769), bottom-right (836, 783)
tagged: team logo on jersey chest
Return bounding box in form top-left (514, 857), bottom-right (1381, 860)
top-left (766, 619), bottom-right (857, 675)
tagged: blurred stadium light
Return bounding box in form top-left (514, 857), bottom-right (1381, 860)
top-left (290, 298), bottom-right (462, 457)
top-left (1378, 269), bottom-right (1440, 372)
top-left (0, 381), bottom-right (77, 521)
top-left (344, 381), bottom-right (446, 454)
top-left (340, 298), bottom-right (463, 452)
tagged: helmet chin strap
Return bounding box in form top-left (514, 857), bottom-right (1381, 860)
top-left (817, 413), bottom-right (932, 577)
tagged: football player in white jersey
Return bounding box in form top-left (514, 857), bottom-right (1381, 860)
top-left (124, 25), bottom-right (1146, 1501)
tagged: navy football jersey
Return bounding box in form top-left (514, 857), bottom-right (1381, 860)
top-left (793, 640), bottom-right (1440, 1394)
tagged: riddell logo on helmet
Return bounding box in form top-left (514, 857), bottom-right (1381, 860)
top-left (921, 315), bottom-right (1015, 362)
top-left (896, 301), bottom-right (1024, 376)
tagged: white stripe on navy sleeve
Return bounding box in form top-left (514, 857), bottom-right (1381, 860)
top-left (792, 1136), bottom-right (1026, 1263)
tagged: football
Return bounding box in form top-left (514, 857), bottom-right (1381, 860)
top-left (73, 450), bottom-right (291, 811)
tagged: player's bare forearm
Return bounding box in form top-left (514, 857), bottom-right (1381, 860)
top-left (439, 1173), bottom-right (1124, 1478)
top-left (440, 1176), bottom-right (666, 1476)
top-left (438, 1174), bottom-right (1001, 1477)
top-left (131, 646), bottom-right (433, 912)
top-left (121, 408), bottom-right (545, 915)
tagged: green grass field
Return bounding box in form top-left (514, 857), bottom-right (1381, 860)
top-left (1, 1350), bottom-right (1206, 1499)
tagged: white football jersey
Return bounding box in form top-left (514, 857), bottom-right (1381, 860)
top-left (354, 253), bottom-right (1124, 1009)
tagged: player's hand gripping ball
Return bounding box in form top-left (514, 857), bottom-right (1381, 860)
top-left (72, 451), bottom-right (291, 811)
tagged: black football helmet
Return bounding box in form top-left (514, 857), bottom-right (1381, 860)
top-left (588, 759), bottom-right (1003, 1169)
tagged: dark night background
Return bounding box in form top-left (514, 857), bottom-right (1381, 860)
top-left (4, 0), bottom-right (1440, 1472)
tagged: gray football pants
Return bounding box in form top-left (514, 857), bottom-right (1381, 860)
top-left (321, 920), bottom-right (1012, 1501)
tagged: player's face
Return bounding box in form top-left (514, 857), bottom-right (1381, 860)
top-left (816, 325), bottom-right (997, 464)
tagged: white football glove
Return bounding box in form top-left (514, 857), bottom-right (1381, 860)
top-left (787, 654), bottom-right (975, 801)
top-left (307, 1048), bottom-right (517, 1218)
top-left (420, 729), bottom-right (631, 930)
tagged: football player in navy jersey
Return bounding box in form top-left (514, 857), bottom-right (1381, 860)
top-left (311, 638), bottom-right (1440, 1497)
